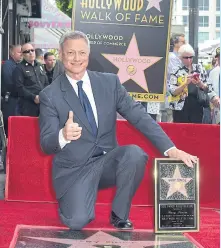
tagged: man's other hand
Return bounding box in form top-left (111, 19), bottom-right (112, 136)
top-left (62, 111), bottom-right (82, 141)
top-left (34, 95), bottom-right (40, 104)
top-left (167, 147), bottom-right (197, 168)
top-left (211, 96), bottom-right (220, 108)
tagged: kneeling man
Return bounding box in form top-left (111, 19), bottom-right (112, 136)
top-left (39, 31), bottom-right (197, 230)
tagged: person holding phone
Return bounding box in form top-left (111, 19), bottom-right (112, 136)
top-left (168, 44), bottom-right (213, 123)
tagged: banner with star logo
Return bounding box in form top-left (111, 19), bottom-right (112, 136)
top-left (72, 0), bottom-right (173, 102)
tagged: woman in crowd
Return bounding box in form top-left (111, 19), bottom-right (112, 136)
top-left (168, 44), bottom-right (212, 123)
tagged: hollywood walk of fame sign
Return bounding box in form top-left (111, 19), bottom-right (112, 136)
top-left (72, 0), bottom-right (173, 102)
top-left (154, 158), bottom-right (200, 233)
top-left (11, 225), bottom-right (199, 247)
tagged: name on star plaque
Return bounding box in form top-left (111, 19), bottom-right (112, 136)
top-left (72, 0), bottom-right (173, 102)
top-left (154, 158), bottom-right (199, 233)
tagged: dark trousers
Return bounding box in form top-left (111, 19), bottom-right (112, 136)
top-left (19, 100), bottom-right (39, 117)
top-left (173, 95), bottom-right (203, 123)
top-left (2, 97), bottom-right (19, 137)
top-left (58, 145), bottom-right (148, 230)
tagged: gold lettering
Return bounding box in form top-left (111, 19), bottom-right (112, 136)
top-left (106, 0), bottom-right (112, 9)
top-left (135, 13), bottom-right (140, 22)
top-left (128, 93), bottom-right (160, 101)
top-left (101, 0), bottom-right (107, 9)
top-left (106, 12), bottom-right (112, 20)
top-left (89, 0), bottom-right (95, 8)
top-left (81, 11), bottom-right (91, 19)
top-left (81, 0), bottom-right (144, 11)
top-left (137, 0), bottom-right (143, 11)
top-left (81, 11), bottom-right (112, 21)
top-left (96, 0), bottom-right (100, 8)
top-left (123, 0), bottom-right (130, 11)
top-left (149, 15), bottom-right (157, 23)
top-left (159, 15), bottom-right (164, 24)
top-left (115, 13), bottom-right (124, 21)
top-left (141, 14), bottom-right (147, 23)
top-left (91, 12), bottom-right (98, 20)
top-left (130, 0), bottom-right (137, 11)
top-left (98, 12), bottom-right (104, 20)
top-left (80, 0), bottom-right (88, 8)
top-left (125, 13), bottom-right (131, 21)
top-left (114, 0), bottom-right (122, 11)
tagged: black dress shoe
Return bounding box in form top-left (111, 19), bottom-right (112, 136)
top-left (110, 211), bottom-right (133, 230)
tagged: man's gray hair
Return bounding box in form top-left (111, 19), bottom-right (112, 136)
top-left (178, 44), bottom-right (195, 57)
top-left (59, 30), bottom-right (90, 51)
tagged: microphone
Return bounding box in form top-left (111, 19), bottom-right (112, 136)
top-left (0, 111), bottom-right (7, 173)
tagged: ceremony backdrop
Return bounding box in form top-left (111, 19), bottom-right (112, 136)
top-left (72, 0), bottom-right (173, 102)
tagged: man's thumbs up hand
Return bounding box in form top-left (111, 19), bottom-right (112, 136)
top-left (66, 111), bottom-right (74, 125)
top-left (62, 111), bottom-right (82, 141)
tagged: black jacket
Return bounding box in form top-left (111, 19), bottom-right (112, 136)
top-left (1, 58), bottom-right (18, 97)
top-left (13, 60), bottom-right (49, 116)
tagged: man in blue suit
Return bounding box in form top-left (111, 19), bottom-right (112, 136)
top-left (39, 31), bottom-right (197, 231)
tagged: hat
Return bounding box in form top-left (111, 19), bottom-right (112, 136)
top-left (215, 47), bottom-right (220, 58)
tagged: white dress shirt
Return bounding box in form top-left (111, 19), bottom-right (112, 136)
top-left (59, 71), bottom-right (98, 149)
top-left (59, 71), bottom-right (175, 155)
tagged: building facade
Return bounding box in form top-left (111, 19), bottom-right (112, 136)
top-left (172, 0), bottom-right (220, 44)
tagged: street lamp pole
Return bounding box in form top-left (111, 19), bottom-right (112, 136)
top-left (189, 0), bottom-right (199, 63)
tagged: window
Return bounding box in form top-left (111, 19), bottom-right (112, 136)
top-left (217, 0), bottom-right (220, 11)
top-left (216, 32), bottom-right (220, 39)
top-left (199, 16), bottom-right (209, 27)
top-left (198, 32), bottom-right (209, 43)
top-left (183, 16), bottom-right (188, 26)
top-left (182, 0), bottom-right (189, 10)
top-left (199, 0), bottom-right (209, 11)
top-left (185, 32), bottom-right (189, 43)
top-left (216, 16), bottom-right (220, 28)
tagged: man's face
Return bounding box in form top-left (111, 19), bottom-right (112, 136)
top-left (175, 36), bottom-right (186, 50)
top-left (59, 38), bottom-right (89, 79)
top-left (22, 44), bottom-right (36, 63)
top-left (11, 46), bottom-right (22, 62)
top-left (45, 55), bottom-right (56, 69)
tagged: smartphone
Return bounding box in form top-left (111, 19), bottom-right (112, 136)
top-left (192, 73), bottom-right (200, 80)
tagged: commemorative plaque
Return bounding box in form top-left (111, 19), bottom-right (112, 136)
top-left (154, 158), bottom-right (199, 233)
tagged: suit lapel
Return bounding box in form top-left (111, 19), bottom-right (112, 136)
top-left (60, 74), bottom-right (93, 135)
top-left (88, 70), bottom-right (103, 138)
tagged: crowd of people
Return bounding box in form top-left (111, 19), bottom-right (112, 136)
top-left (1, 33), bottom-right (220, 137)
top-left (1, 43), bottom-right (64, 136)
top-left (142, 33), bottom-right (220, 124)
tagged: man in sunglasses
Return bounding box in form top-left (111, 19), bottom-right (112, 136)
top-left (13, 43), bottom-right (49, 116)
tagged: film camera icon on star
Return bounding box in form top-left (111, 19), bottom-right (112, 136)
top-left (127, 65), bottom-right (137, 76)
